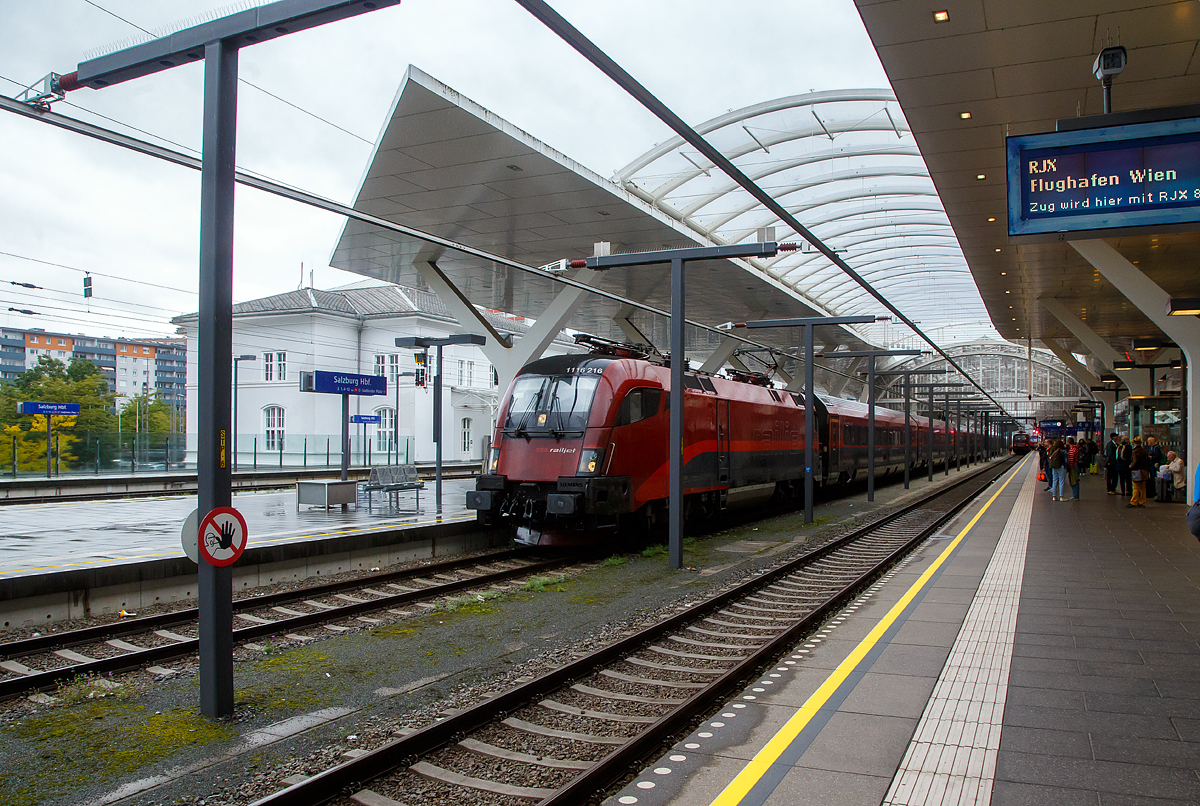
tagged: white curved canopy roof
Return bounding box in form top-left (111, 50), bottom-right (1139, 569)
top-left (615, 90), bottom-right (1000, 346)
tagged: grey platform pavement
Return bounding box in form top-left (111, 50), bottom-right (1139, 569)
top-left (608, 458), bottom-right (1200, 806)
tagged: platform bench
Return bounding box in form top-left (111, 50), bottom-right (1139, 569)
top-left (362, 465), bottom-right (425, 513)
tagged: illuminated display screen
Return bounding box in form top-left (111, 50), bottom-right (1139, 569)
top-left (1006, 117), bottom-right (1200, 236)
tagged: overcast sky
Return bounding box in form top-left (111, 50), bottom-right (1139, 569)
top-left (0, 0), bottom-right (892, 340)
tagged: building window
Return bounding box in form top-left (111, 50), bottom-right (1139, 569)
top-left (461, 417), bottom-right (472, 453)
top-left (263, 352), bottom-right (272, 381)
top-left (29, 336), bottom-right (38, 344)
top-left (492, 367), bottom-right (499, 386)
top-left (58, 338), bottom-right (66, 346)
top-left (142, 347), bottom-right (150, 354)
top-left (376, 407), bottom-right (396, 451)
top-left (388, 353), bottom-right (399, 384)
top-left (374, 354), bottom-right (386, 376)
top-left (119, 344), bottom-right (125, 352)
top-left (458, 359), bottom-right (466, 386)
top-left (264, 406), bottom-right (285, 450)
top-left (466, 360), bottom-right (474, 387)
top-left (275, 351), bottom-right (286, 381)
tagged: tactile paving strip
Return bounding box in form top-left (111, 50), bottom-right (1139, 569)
top-left (882, 465), bottom-right (1037, 806)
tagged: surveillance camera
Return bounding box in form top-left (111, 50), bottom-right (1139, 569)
top-left (1093, 46), bottom-right (1127, 80)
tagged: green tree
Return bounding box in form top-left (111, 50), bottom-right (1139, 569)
top-left (118, 395), bottom-right (174, 434)
top-left (0, 356), bottom-right (116, 471)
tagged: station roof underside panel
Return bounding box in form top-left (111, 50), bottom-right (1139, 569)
top-left (329, 66), bottom-right (987, 356)
top-left (856, 0), bottom-right (1200, 353)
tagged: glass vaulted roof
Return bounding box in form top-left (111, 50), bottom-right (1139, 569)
top-left (615, 90), bottom-right (1000, 346)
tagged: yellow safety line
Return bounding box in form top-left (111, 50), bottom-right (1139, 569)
top-left (0, 512), bottom-right (475, 576)
top-left (709, 456), bottom-right (1030, 806)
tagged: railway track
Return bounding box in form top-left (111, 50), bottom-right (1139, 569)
top-left (0, 548), bottom-right (580, 701)
top-left (251, 456), bottom-right (1019, 806)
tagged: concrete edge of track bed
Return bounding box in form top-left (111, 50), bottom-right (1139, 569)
top-left (1, 517), bottom-right (502, 627)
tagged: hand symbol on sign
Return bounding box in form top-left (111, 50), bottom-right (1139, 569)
top-left (218, 520), bottom-right (235, 550)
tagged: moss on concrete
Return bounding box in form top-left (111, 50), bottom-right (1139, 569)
top-left (1, 702), bottom-right (233, 806)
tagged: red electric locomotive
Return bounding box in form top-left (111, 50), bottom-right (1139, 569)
top-left (467, 338), bottom-right (964, 546)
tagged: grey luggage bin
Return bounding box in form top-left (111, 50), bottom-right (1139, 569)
top-left (296, 479), bottom-right (359, 509)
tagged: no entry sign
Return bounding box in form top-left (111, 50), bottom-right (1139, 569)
top-left (198, 506), bottom-right (249, 567)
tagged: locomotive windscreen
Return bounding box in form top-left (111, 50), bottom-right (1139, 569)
top-left (503, 373), bottom-right (601, 434)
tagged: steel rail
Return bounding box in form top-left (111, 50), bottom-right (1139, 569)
top-left (250, 456), bottom-right (1016, 806)
top-left (0, 547), bottom-right (535, 660)
top-left (512, 0), bottom-right (1014, 422)
top-left (0, 553), bottom-right (576, 701)
top-left (0, 95), bottom-right (865, 387)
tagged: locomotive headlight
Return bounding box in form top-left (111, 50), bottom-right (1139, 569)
top-left (577, 448), bottom-right (605, 476)
top-left (488, 447), bottom-right (500, 474)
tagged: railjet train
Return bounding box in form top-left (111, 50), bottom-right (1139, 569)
top-left (467, 337), bottom-right (982, 546)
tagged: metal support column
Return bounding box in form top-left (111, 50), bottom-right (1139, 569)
top-left (340, 393), bottom-right (350, 511)
top-left (903, 374), bottom-right (911, 489)
top-left (669, 258), bottom-right (685, 569)
top-left (196, 37), bottom-right (237, 719)
top-left (944, 391), bottom-right (950, 477)
top-left (956, 398), bottom-right (962, 470)
top-left (867, 357), bottom-right (875, 500)
top-left (928, 385), bottom-right (934, 482)
top-left (804, 323), bottom-right (815, 524)
top-left (434, 344), bottom-right (445, 515)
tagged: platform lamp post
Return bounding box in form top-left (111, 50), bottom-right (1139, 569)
top-left (865, 369), bottom-right (947, 489)
top-left (580, 241), bottom-right (790, 570)
top-left (396, 334), bottom-right (487, 515)
top-left (232, 354), bottom-right (256, 472)
top-left (50, 0), bottom-right (403, 719)
top-left (823, 349), bottom-right (920, 502)
top-left (907, 383), bottom-right (967, 481)
top-left (733, 315), bottom-right (881, 526)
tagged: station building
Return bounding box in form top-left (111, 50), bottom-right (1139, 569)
top-left (171, 279), bottom-right (578, 468)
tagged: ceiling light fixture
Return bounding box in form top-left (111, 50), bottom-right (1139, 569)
top-left (987, 217), bottom-right (996, 222)
top-left (1168, 297), bottom-right (1200, 316)
top-left (994, 247), bottom-right (1002, 252)
top-left (933, 10), bottom-right (949, 22)
top-left (976, 174), bottom-right (986, 180)
top-left (1000, 271), bottom-right (1006, 275)
top-left (960, 111), bottom-right (972, 119)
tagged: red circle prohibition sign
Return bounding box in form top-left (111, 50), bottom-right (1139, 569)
top-left (198, 506), bottom-right (249, 567)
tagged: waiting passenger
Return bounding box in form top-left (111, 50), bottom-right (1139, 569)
top-left (1159, 451), bottom-right (1185, 503)
top-left (1066, 437), bottom-right (1081, 501)
top-left (1049, 439), bottom-right (1068, 501)
top-left (1117, 436), bottom-right (1133, 497)
top-left (1128, 436), bottom-right (1150, 508)
top-left (1086, 437), bottom-right (1099, 474)
top-left (1105, 433), bottom-right (1120, 494)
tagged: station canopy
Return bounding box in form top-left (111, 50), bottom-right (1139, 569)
top-left (330, 67), bottom-right (997, 359)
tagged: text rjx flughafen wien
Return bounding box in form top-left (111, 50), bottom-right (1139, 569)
top-left (1007, 120), bottom-right (1200, 236)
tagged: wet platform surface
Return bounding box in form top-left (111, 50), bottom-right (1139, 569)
top-left (610, 458), bottom-right (1200, 806)
top-left (0, 479), bottom-right (476, 579)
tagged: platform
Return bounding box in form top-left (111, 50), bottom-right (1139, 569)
top-left (0, 478), bottom-right (476, 580)
top-left (610, 457), bottom-right (1200, 806)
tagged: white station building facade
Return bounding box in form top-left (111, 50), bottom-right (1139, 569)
top-left (172, 279), bottom-right (578, 469)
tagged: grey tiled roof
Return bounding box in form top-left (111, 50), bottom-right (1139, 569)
top-left (171, 282), bottom-right (560, 342)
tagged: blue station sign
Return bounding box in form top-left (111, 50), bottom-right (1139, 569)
top-left (312, 370), bottom-right (386, 396)
top-left (17, 401), bottom-right (81, 415)
top-left (350, 414), bottom-right (382, 424)
top-left (1007, 117), bottom-right (1200, 237)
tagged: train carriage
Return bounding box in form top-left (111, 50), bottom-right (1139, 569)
top-left (468, 339), bottom-right (974, 546)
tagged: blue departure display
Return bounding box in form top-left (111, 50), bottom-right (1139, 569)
top-left (1006, 117), bottom-right (1200, 236)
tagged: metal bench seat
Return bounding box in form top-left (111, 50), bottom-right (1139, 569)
top-left (363, 464), bottom-right (424, 513)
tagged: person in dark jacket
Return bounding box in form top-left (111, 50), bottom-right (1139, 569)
top-left (1105, 433), bottom-right (1120, 494)
top-left (1086, 437), bottom-right (1099, 474)
top-left (1128, 437), bottom-right (1150, 507)
top-left (1117, 436), bottom-right (1133, 497)
top-left (1147, 436), bottom-right (1163, 469)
